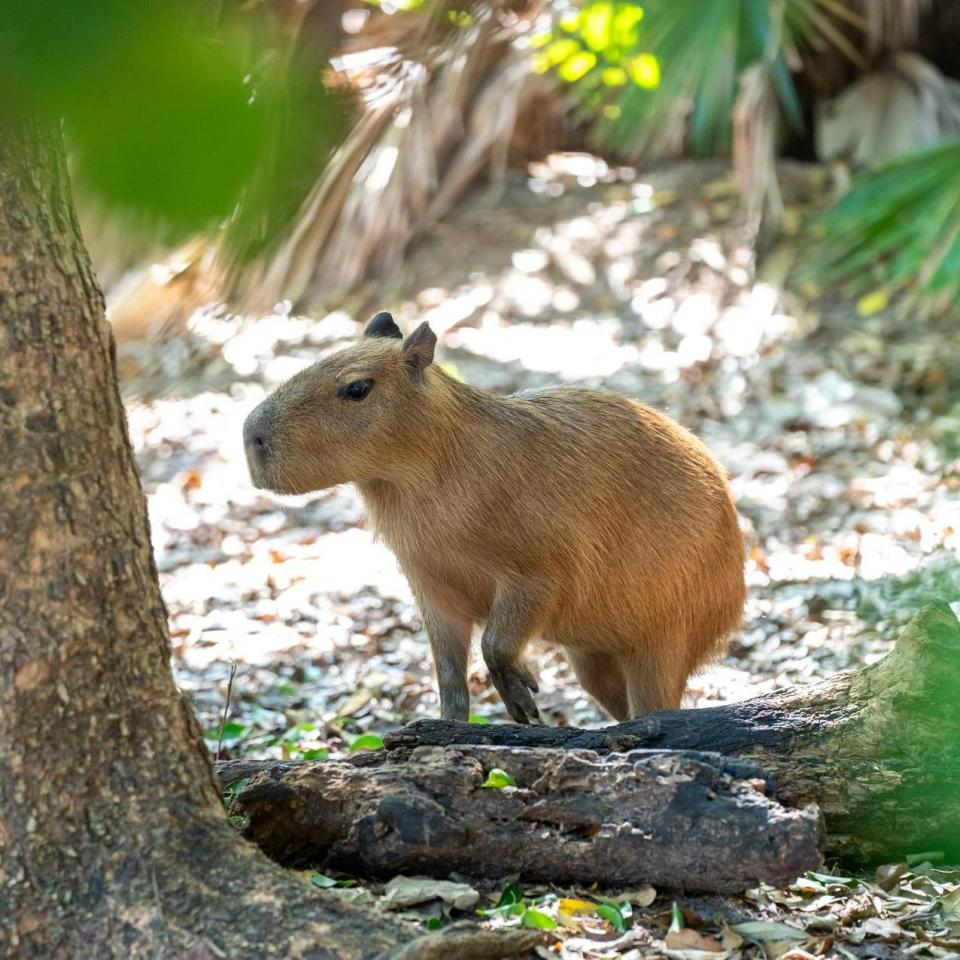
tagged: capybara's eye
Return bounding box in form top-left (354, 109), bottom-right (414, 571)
top-left (343, 379), bottom-right (373, 400)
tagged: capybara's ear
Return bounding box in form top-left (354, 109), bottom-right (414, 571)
top-left (364, 311), bottom-right (402, 340)
top-left (402, 321), bottom-right (437, 373)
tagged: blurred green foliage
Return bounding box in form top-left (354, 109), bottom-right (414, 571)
top-left (802, 142), bottom-right (960, 317)
top-left (535, 0), bottom-right (860, 155)
top-left (532, 2), bottom-right (658, 105)
top-left (0, 0), bottom-right (347, 250)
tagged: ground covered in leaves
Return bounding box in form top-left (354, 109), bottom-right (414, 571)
top-left (120, 157), bottom-right (960, 958)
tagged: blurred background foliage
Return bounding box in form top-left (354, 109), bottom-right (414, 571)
top-left (2, 0), bottom-right (959, 324)
top-left (0, 0), bottom-right (347, 249)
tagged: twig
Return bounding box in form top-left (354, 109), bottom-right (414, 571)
top-left (216, 661), bottom-right (238, 759)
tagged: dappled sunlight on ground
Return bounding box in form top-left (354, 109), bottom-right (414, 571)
top-left (123, 158), bottom-right (960, 760)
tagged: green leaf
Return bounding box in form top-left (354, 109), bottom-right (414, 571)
top-left (669, 901), bottom-right (684, 933)
top-left (805, 871), bottom-right (859, 889)
top-left (205, 721), bottom-right (249, 742)
top-left (498, 883), bottom-right (525, 908)
top-left (597, 902), bottom-right (627, 933)
top-left (521, 908), bottom-right (557, 930)
top-left (349, 733), bottom-right (385, 752)
top-left (800, 141), bottom-right (960, 317)
top-left (482, 768), bottom-right (518, 789)
top-left (299, 748), bottom-right (330, 761)
top-left (468, 714), bottom-right (490, 725)
top-left (221, 777), bottom-right (251, 810)
top-left (310, 873), bottom-right (338, 889)
top-left (425, 916), bottom-right (443, 930)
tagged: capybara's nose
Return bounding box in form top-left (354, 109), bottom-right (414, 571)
top-left (243, 403), bottom-right (274, 461)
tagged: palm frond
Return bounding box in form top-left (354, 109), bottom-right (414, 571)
top-left (540, 0), bottom-right (864, 162)
top-left (799, 140), bottom-right (960, 318)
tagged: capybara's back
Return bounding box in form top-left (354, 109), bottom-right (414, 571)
top-left (244, 313), bottom-right (745, 723)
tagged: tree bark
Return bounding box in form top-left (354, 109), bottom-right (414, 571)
top-left (216, 604), bottom-right (959, 873)
top-left (0, 118), bottom-right (454, 960)
top-left (218, 747), bottom-right (820, 893)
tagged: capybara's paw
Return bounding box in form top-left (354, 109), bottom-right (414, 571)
top-left (516, 662), bottom-right (539, 694)
top-left (490, 664), bottom-right (542, 724)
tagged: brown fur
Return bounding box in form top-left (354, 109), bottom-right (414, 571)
top-left (244, 316), bottom-right (745, 723)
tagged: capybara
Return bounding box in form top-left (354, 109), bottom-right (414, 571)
top-left (243, 312), bottom-right (745, 723)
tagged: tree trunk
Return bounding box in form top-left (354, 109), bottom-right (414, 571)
top-left (218, 747), bottom-right (820, 893)
top-left (217, 605), bottom-right (960, 871)
top-left (0, 118), bottom-right (454, 960)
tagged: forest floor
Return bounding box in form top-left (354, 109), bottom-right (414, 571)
top-left (119, 157), bottom-right (960, 959)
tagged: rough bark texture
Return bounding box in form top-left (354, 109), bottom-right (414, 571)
top-left (0, 119), bottom-right (441, 960)
top-left (218, 746), bottom-right (820, 892)
top-left (381, 604), bottom-right (960, 863)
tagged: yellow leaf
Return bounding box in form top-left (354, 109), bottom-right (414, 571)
top-left (558, 898), bottom-right (597, 917)
top-left (627, 53), bottom-right (660, 89)
top-left (559, 50), bottom-right (598, 83)
top-left (601, 66), bottom-right (628, 87)
top-left (856, 289), bottom-right (889, 316)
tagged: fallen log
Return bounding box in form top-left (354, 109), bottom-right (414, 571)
top-left (219, 747), bottom-right (819, 892)
top-left (215, 604), bottom-right (958, 888)
top-left (383, 603), bottom-right (960, 863)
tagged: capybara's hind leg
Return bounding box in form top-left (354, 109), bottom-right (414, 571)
top-left (565, 648), bottom-right (629, 721)
top-left (624, 655), bottom-right (685, 717)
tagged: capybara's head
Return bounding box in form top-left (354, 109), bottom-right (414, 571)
top-left (243, 312), bottom-right (436, 494)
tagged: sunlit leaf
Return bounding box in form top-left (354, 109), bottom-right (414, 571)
top-left (311, 872), bottom-right (338, 888)
top-left (482, 768), bottom-right (517, 788)
top-left (558, 898), bottom-right (597, 917)
top-left (349, 733), bottom-right (385, 752)
top-left (521, 908), bottom-right (557, 930)
top-left (581, 2), bottom-right (615, 52)
top-left (626, 54), bottom-right (660, 89)
top-left (559, 51), bottom-right (599, 83)
top-left (533, 38), bottom-right (581, 74)
top-left (856, 290), bottom-right (889, 316)
top-left (602, 66), bottom-right (629, 86)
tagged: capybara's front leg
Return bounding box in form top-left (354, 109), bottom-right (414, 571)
top-left (421, 605), bottom-right (472, 721)
top-left (481, 583), bottom-right (544, 724)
